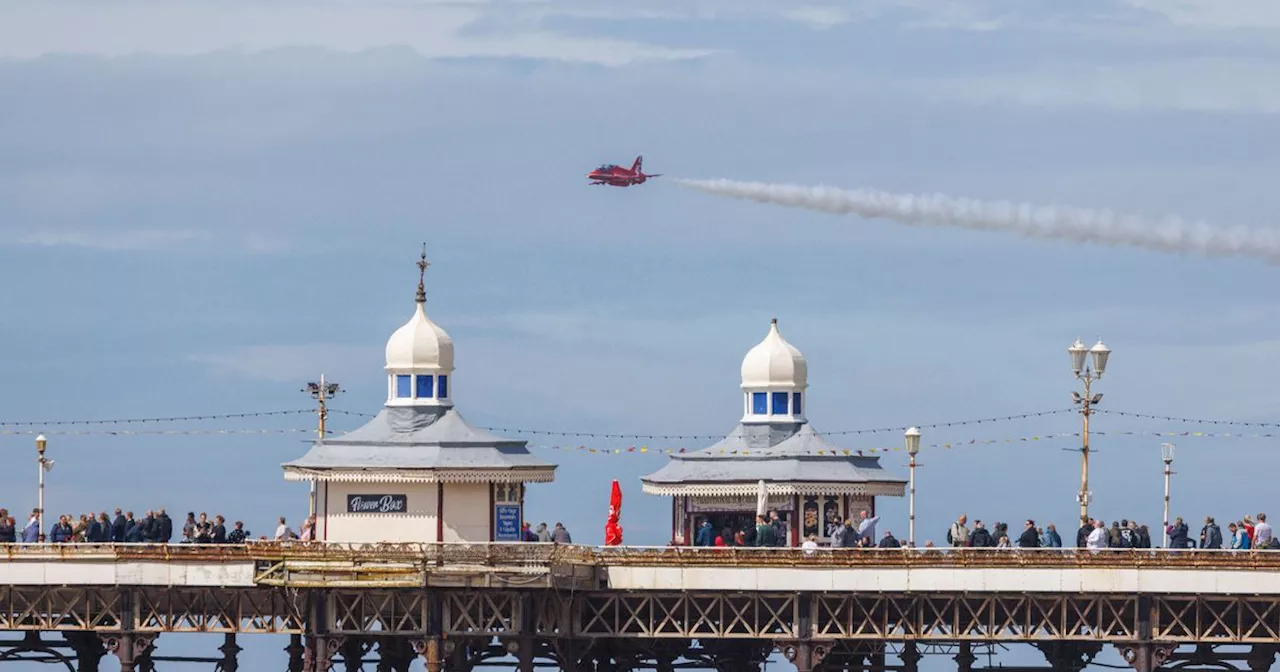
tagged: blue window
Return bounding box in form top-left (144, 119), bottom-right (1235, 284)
top-left (752, 392), bottom-right (767, 414)
top-left (438, 374), bottom-right (449, 398)
top-left (793, 392), bottom-right (803, 415)
top-left (772, 391), bottom-right (789, 415)
top-left (416, 375), bottom-right (433, 398)
top-left (396, 375), bottom-right (411, 398)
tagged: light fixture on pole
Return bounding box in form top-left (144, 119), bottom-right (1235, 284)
top-left (303, 374), bottom-right (341, 518)
top-left (1068, 337), bottom-right (1110, 526)
top-left (36, 434), bottom-right (53, 539)
top-left (1161, 442), bottom-right (1175, 548)
top-left (904, 427), bottom-right (921, 547)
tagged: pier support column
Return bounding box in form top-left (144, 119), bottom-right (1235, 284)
top-left (304, 636), bottom-right (343, 672)
top-left (341, 636), bottom-right (368, 672)
top-left (1248, 645), bottom-right (1279, 672)
top-left (376, 637), bottom-right (415, 672)
top-left (1036, 642), bottom-right (1103, 672)
top-left (286, 634), bottom-right (306, 672)
top-left (779, 642), bottom-right (829, 672)
top-left (954, 643), bottom-right (976, 672)
top-left (414, 637), bottom-right (442, 672)
top-left (64, 632), bottom-right (106, 672)
top-left (218, 633), bottom-right (241, 672)
top-left (1115, 643), bottom-right (1177, 672)
top-left (101, 633), bottom-right (154, 672)
top-left (900, 643), bottom-right (921, 672)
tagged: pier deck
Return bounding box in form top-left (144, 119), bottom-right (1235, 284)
top-left (2, 543), bottom-right (1278, 672)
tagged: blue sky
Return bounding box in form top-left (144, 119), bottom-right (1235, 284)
top-left (2, 0), bottom-right (1280, 667)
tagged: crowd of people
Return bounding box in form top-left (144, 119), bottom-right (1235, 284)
top-left (0, 507), bottom-right (318, 544)
top-left (519, 521), bottom-right (573, 542)
top-left (938, 512), bottom-right (1280, 550)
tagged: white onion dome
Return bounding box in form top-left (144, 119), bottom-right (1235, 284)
top-left (384, 302), bottom-right (454, 373)
top-left (741, 318), bottom-right (807, 390)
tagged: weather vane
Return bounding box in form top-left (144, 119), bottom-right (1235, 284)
top-left (416, 242), bottom-right (429, 303)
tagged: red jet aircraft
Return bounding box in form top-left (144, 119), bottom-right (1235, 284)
top-left (587, 155), bottom-right (661, 187)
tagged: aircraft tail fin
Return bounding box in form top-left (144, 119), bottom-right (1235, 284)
top-left (632, 155), bottom-right (643, 173)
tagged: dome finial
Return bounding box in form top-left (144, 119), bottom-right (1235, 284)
top-left (771, 316), bottom-right (778, 326)
top-left (415, 242), bottom-right (430, 304)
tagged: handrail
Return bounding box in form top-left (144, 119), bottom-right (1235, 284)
top-left (2, 541), bottom-right (1277, 570)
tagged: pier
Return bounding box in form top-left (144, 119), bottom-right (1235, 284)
top-left (2, 543), bottom-right (1280, 672)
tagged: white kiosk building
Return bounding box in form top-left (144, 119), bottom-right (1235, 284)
top-left (282, 251), bottom-right (557, 544)
top-left (641, 319), bottom-right (906, 546)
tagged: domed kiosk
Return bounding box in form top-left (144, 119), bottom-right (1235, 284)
top-left (641, 318), bottom-right (906, 547)
top-left (282, 249), bottom-right (557, 544)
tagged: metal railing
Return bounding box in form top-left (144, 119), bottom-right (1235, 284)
top-left (2, 541), bottom-right (1275, 570)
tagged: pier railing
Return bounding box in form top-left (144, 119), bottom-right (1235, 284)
top-left (2, 541), bottom-right (1278, 569)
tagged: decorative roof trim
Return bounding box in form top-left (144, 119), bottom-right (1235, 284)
top-left (640, 481), bottom-right (905, 498)
top-left (283, 467), bottom-right (556, 484)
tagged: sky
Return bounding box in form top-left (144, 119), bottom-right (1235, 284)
top-left (2, 0), bottom-right (1280, 669)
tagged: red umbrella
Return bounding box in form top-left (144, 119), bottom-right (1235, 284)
top-left (605, 479), bottom-right (623, 546)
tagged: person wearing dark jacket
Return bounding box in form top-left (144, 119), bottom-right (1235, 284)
top-left (141, 511), bottom-right (158, 542)
top-left (969, 521), bottom-right (995, 547)
top-left (158, 509), bottom-right (173, 543)
top-left (211, 516), bottom-right (228, 543)
top-left (878, 531), bottom-right (901, 548)
top-left (0, 510), bottom-right (14, 543)
top-left (112, 509), bottom-right (127, 543)
top-left (1167, 518), bottom-right (1190, 549)
top-left (125, 519), bottom-right (144, 543)
top-left (227, 521), bottom-right (248, 544)
top-left (754, 515), bottom-right (776, 547)
top-left (1017, 520), bottom-right (1042, 548)
top-left (1201, 517), bottom-right (1223, 549)
top-left (1077, 519), bottom-right (1093, 548)
top-left (840, 524), bottom-right (861, 548)
top-left (694, 521), bottom-right (714, 547)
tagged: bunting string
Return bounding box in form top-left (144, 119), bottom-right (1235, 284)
top-left (1, 426), bottom-right (1271, 449)
top-left (0, 428), bottom-right (315, 437)
top-left (0, 409), bottom-right (313, 427)
top-left (326, 408), bottom-right (1077, 439)
top-left (1095, 409), bottom-right (1280, 428)
top-left (484, 429), bottom-right (1280, 457)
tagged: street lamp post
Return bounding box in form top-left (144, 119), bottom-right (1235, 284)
top-left (1068, 338), bottom-right (1111, 526)
top-left (905, 427), bottom-right (921, 547)
top-left (1161, 442), bottom-right (1175, 548)
top-left (303, 374), bottom-right (341, 518)
top-left (35, 434), bottom-right (53, 539)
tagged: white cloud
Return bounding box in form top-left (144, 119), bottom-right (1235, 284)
top-left (0, 0), bottom-right (717, 65)
top-left (190, 343), bottom-right (376, 383)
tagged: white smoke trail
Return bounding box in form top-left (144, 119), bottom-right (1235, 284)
top-left (673, 178), bottom-right (1280, 264)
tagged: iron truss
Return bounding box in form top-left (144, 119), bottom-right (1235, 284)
top-left (5, 587), bottom-right (1280, 643)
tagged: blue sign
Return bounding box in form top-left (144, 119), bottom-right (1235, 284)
top-left (494, 504), bottom-right (522, 541)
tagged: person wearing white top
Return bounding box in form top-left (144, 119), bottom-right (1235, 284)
top-left (274, 516), bottom-right (294, 540)
top-left (1255, 513), bottom-right (1273, 547)
top-left (801, 535), bottom-right (819, 555)
top-left (1086, 522), bottom-right (1108, 550)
